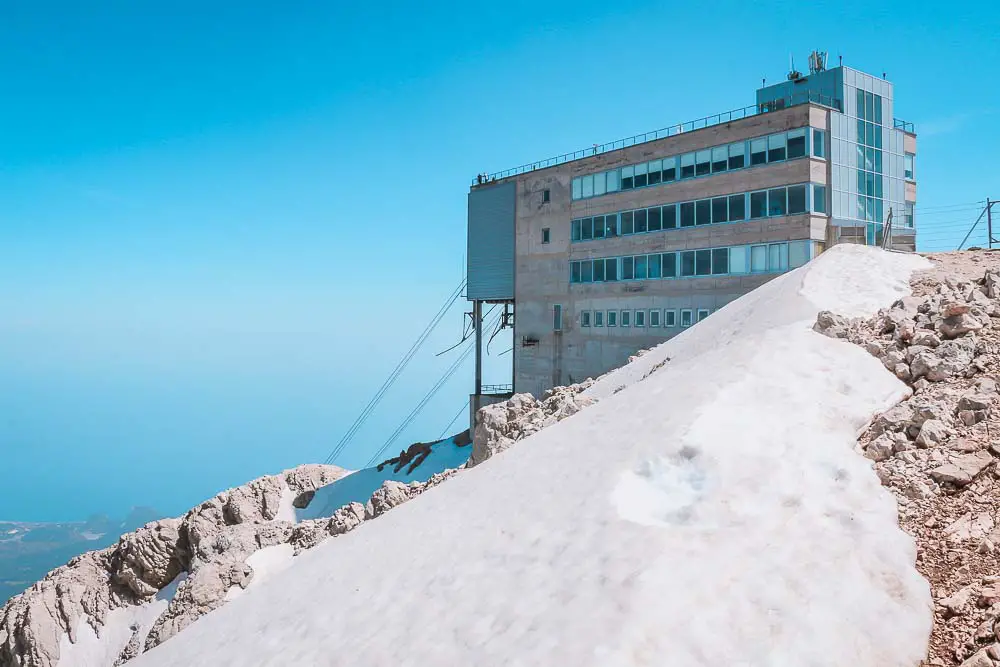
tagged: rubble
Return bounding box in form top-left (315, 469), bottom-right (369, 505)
top-left (831, 253), bottom-right (1000, 665)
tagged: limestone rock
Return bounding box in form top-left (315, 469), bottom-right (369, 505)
top-left (959, 648), bottom-right (994, 667)
top-left (916, 419), bottom-right (951, 447)
top-left (940, 312), bottom-right (984, 339)
top-left (944, 512), bottom-right (995, 542)
top-left (865, 434), bottom-right (896, 462)
top-left (814, 310), bottom-right (850, 338)
top-left (912, 330), bottom-right (942, 348)
top-left (959, 392), bottom-right (994, 412)
top-left (930, 451), bottom-right (995, 486)
top-left (941, 584), bottom-right (978, 618)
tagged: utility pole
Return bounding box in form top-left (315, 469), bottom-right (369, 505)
top-left (988, 198), bottom-right (994, 249)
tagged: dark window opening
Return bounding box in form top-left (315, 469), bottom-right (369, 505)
top-left (695, 199), bottom-right (711, 225)
top-left (787, 134), bottom-right (806, 159)
top-left (622, 211), bottom-right (634, 235)
top-left (662, 252), bottom-right (677, 278)
top-left (663, 204), bottom-right (677, 229)
top-left (622, 256), bottom-right (634, 280)
top-left (711, 248), bottom-right (729, 275)
top-left (787, 185), bottom-right (806, 215)
top-left (634, 208), bottom-right (648, 234)
top-left (680, 251), bottom-right (696, 276)
top-left (605, 258), bottom-right (619, 281)
top-left (543, 189), bottom-right (550, 203)
top-left (680, 202), bottom-right (695, 227)
top-left (542, 227), bottom-right (551, 244)
top-left (712, 197), bottom-right (728, 224)
top-left (648, 206), bottom-right (662, 232)
top-left (750, 191), bottom-right (768, 219)
top-left (695, 249), bottom-right (712, 275)
top-left (729, 194), bottom-right (746, 221)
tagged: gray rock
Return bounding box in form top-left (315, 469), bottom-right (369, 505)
top-left (959, 648), bottom-right (994, 667)
top-left (893, 362), bottom-right (912, 381)
top-left (871, 403), bottom-right (914, 436)
top-left (939, 313), bottom-right (984, 339)
top-left (930, 451), bottom-right (995, 486)
top-left (865, 434), bottom-right (896, 462)
top-left (911, 330), bottom-right (942, 348)
top-left (881, 349), bottom-right (906, 370)
top-left (940, 584), bottom-right (978, 618)
top-left (864, 340), bottom-right (884, 358)
top-left (942, 302), bottom-right (971, 317)
top-left (959, 392), bottom-right (994, 412)
top-left (915, 419), bottom-right (950, 447)
top-left (814, 310), bottom-right (850, 337)
top-left (960, 410), bottom-right (989, 426)
top-left (944, 512), bottom-right (995, 542)
top-left (986, 271), bottom-right (1000, 299)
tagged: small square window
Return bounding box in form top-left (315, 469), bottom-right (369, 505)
top-left (607, 310), bottom-right (617, 327)
top-left (543, 189), bottom-right (550, 203)
top-left (697, 309), bottom-right (710, 322)
top-left (581, 311), bottom-right (591, 327)
top-left (664, 309), bottom-right (676, 327)
top-left (541, 227), bottom-right (551, 244)
top-left (680, 309), bottom-right (693, 327)
top-left (620, 310), bottom-right (631, 327)
top-left (634, 310), bottom-right (645, 327)
top-left (594, 310), bottom-right (604, 327)
top-left (649, 309), bottom-right (661, 327)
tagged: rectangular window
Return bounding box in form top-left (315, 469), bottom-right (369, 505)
top-left (634, 310), bottom-right (645, 327)
top-left (767, 134), bottom-right (787, 162)
top-left (864, 146), bottom-right (875, 172)
top-left (750, 138), bottom-right (767, 165)
top-left (874, 151), bottom-right (883, 174)
top-left (857, 118), bottom-right (867, 146)
top-left (874, 93), bottom-right (883, 125)
top-left (750, 191), bottom-right (768, 219)
top-left (787, 184), bottom-right (807, 215)
top-left (649, 309), bottom-right (660, 327)
top-left (680, 153), bottom-right (695, 179)
top-left (571, 261), bottom-right (581, 283)
top-left (788, 240), bottom-right (810, 268)
top-left (728, 142), bottom-right (746, 170)
top-left (768, 187), bottom-right (787, 216)
top-left (695, 249), bottom-right (711, 275)
top-left (571, 178), bottom-right (582, 200)
top-left (662, 156), bottom-right (677, 182)
top-left (605, 213), bottom-right (618, 237)
top-left (866, 122), bottom-right (875, 148)
top-left (553, 304), bottom-right (562, 331)
top-left (750, 244), bottom-right (767, 272)
top-left (543, 189), bottom-right (550, 203)
top-left (904, 153), bottom-right (915, 180)
top-left (663, 204), bottom-right (677, 229)
top-left (607, 170), bottom-right (620, 193)
top-left (712, 197), bottom-right (728, 224)
top-left (711, 146), bottom-right (728, 173)
top-left (621, 310), bottom-right (631, 327)
top-left (593, 215), bottom-right (606, 240)
top-left (634, 208), bottom-right (648, 234)
top-left (729, 194), bottom-right (746, 221)
top-left (664, 309), bottom-right (676, 327)
top-left (634, 255), bottom-right (647, 280)
top-left (729, 246), bottom-right (747, 274)
top-left (787, 129), bottom-right (806, 159)
top-left (581, 260), bottom-right (593, 282)
top-left (905, 201), bottom-right (914, 228)
top-left (680, 251), bottom-right (696, 276)
top-left (856, 88), bottom-right (866, 120)
top-left (813, 184), bottom-right (827, 213)
top-left (711, 248), bottom-right (729, 275)
top-left (607, 310), bottom-right (617, 327)
top-left (662, 252), bottom-right (677, 278)
top-left (648, 253), bottom-right (662, 279)
top-left (622, 211), bottom-right (634, 235)
top-left (621, 256), bottom-right (634, 280)
top-left (571, 219), bottom-right (581, 241)
top-left (581, 310), bottom-right (591, 327)
top-left (648, 206), bottom-right (662, 232)
top-left (593, 173), bottom-right (606, 197)
top-left (695, 150), bottom-right (711, 177)
top-left (697, 309), bottom-right (710, 322)
top-left (605, 258), bottom-right (619, 281)
top-left (812, 129), bottom-right (826, 158)
top-left (621, 165), bottom-right (634, 190)
top-left (581, 217), bottom-right (594, 240)
top-left (593, 259), bottom-right (605, 282)
top-left (582, 175), bottom-right (594, 198)
top-left (680, 309), bottom-right (693, 327)
top-left (634, 162), bottom-right (648, 188)
top-left (695, 199), bottom-right (711, 226)
top-left (594, 310), bottom-right (604, 327)
top-left (768, 242), bottom-right (788, 271)
top-left (648, 159), bottom-right (662, 186)
top-left (865, 91), bottom-right (875, 124)
top-left (542, 227), bottom-right (550, 244)
top-left (680, 202), bottom-right (696, 227)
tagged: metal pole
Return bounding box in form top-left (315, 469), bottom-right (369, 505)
top-left (473, 300), bottom-right (482, 397)
top-left (986, 198), bottom-right (993, 248)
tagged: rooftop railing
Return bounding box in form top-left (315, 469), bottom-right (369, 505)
top-left (893, 118), bottom-right (915, 133)
top-left (472, 91), bottom-right (842, 186)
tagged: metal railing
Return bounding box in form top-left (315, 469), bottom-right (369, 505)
top-left (473, 91), bottom-right (842, 186)
top-left (893, 118), bottom-right (915, 133)
top-left (480, 384), bottom-right (513, 395)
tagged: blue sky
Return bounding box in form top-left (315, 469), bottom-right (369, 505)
top-left (2, 0), bottom-right (997, 522)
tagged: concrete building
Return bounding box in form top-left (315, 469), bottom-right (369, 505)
top-left (467, 53), bottom-right (917, 405)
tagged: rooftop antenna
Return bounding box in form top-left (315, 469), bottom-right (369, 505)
top-left (839, 54), bottom-right (843, 67)
top-left (808, 50), bottom-right (828, 74)
top-left (787, 53), bottom-right (802, 80)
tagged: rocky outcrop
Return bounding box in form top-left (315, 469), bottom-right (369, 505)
top-left (0, 464), bottom-right (347, 667)
top-left (824, 251), bottom-right (1000, 665)
top-left (470, 383), bottom-right (596, 467)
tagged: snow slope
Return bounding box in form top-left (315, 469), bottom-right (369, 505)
top-left (131, 245), bottom-right (933, 667)
top-left (295, 435), bottom-right (471, 521)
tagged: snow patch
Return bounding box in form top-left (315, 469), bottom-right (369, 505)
top-left (57, 573), bottom-right (186, 667)
top-left (225, 545), bottom-right (295, 602)
top-left (274, 483), bottom-right (296, 524)
top-left (129, 246), bottom-right (933, 667)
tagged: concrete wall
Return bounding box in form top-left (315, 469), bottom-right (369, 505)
top-left (505, 105), bottom-right (831, 396)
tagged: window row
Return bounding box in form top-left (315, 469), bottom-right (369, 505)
top-left (569, 240), bottom-right (812, 284)
top-left (857, 120), bottom-right (883, 149)
top-left (580, 307), bottom-right (713, 329)
top-left (571, 184), bottom-right (824, 242)
top-left (571, 128), bottom-right (826, 200)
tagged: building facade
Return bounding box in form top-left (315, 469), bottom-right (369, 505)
top-left (467, 57), bottom-right (918, 400)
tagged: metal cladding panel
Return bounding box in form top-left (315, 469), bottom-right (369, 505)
top-left (467, 181), bottom-right (515, 300)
